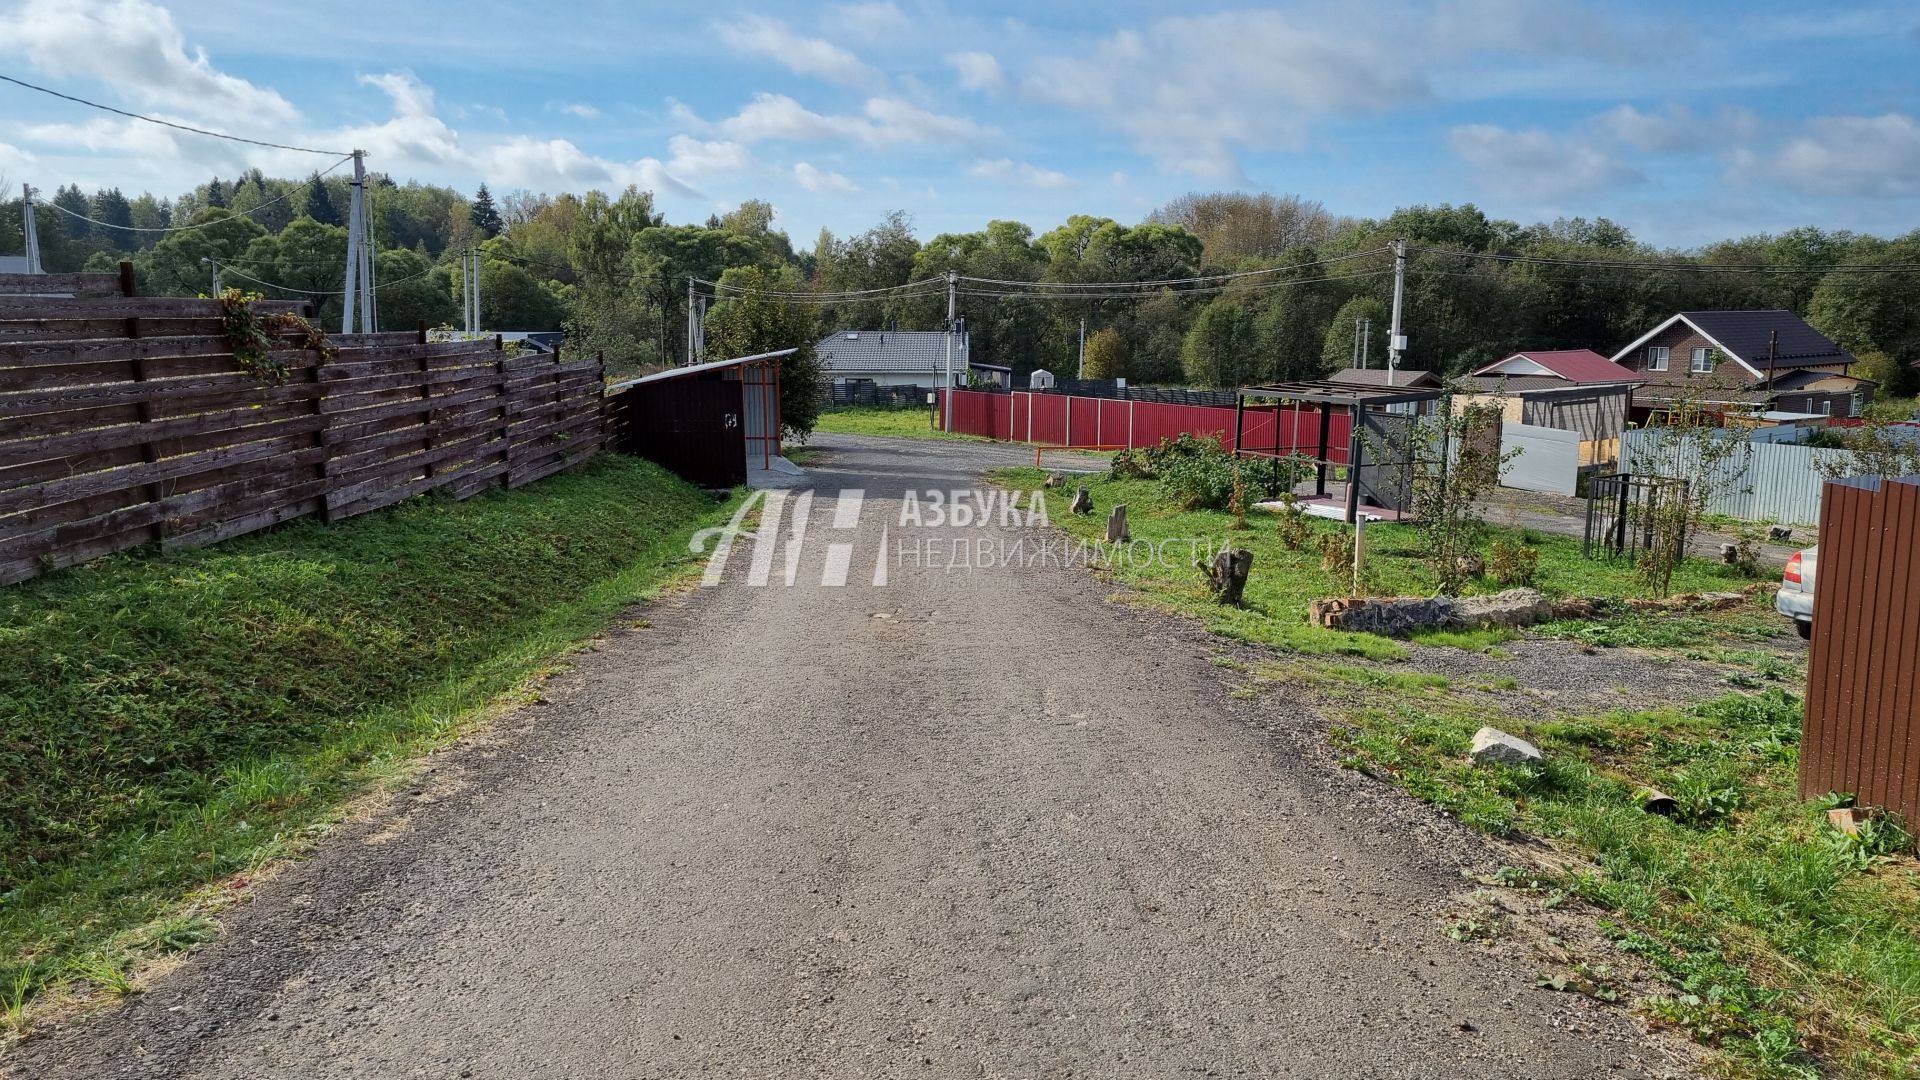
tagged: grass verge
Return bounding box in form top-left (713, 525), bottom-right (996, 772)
top-left (1335, 686), bottom-right (1919, 1079)
top-left (0, 455), bottom-right (740, 1030)
top-left (813, 405), bottom-right (987, 440)
top-left (991, 465), bottom-right (1767, 660)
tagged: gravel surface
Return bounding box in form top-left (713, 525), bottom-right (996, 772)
top-left (8, 433), bottom-right (1694, 1079)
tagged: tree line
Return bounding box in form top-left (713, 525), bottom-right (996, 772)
top-left (1, 178), bottom-right (1914, 396)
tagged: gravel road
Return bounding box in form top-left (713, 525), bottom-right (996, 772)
top-left (8, 433), bottom-right (1691, 1079)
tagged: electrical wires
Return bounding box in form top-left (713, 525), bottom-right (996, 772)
top-left (1412, 245), bottom-right (1920, 275)
top-left (37, 155), bottom-right (357, 234)
top-left (0, 74), bottom-right (352, 156)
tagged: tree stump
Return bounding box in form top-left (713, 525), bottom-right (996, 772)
top-left (1069, 486), bottom-right (1093, 515)
top-left (1044, 471), bottom-right (1066, 489)
top-left (1106, 504), bottom-right (1129, 543)
top-left (1200, 547), bottom-right (1253, 606)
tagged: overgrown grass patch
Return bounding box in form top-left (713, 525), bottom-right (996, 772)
top-left (996, 465), bottom-right (1763, 660)
top-left (1336, 687), bottom-right (1920, 1078)
top-left (813, 405), bottom-right (983, 440)
top-left (0, 455), bottom-right (739, 1024)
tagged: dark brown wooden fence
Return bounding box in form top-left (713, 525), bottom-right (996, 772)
top-left (0, 273), bottom-right (605, 585)
top-left (1802, 475), bottom-right (1920, 825)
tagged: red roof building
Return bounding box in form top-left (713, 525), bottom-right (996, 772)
top-left (1469, 349), bottom-right (1640, 385)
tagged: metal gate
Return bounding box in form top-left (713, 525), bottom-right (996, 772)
top-left (611, 378), bottom-right (746, 488)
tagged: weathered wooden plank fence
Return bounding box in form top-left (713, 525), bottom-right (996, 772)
top-left (0, 271), bottom-right (605, 585)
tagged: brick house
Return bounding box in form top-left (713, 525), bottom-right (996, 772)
top-left (1609, 310), bottom-right (1873, 422)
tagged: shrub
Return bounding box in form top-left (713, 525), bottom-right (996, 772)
top-left (1319, 531), bottom-right (1349, 574)
top-left (1146, 433), bottom-right (1238, 511)
top-left (1275, 493), bottom-right (1312, 550)
top-left (1108, 447), bottom-right (1152, 480)
top-left (1488, 539), bottom-right (1539, 587)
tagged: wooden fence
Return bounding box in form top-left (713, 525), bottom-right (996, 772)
top-left (1801, 475), bottom-right (1920, 826)
top-left (0, 270), bottom-right (605, 585)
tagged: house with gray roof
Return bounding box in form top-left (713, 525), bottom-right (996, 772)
top-left (816, 329), bottom-right (975, 388)
top-left (1609, 310), bottom-right (1873, 420)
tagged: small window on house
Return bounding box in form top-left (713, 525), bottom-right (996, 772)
top-left (1690, 347), bottom-right (1714, 373)
top-left (1820, 399), bottom-right (1833, 417)
top-left (1851, 393), bottom-right (1864, 417)
top-left (1646, 346), bottom-right (1669, 371)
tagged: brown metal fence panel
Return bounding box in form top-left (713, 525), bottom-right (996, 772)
top-left (1801, 476), bottom-right (1920, 824)
top-left (0, 288), bottom-right (606, 585)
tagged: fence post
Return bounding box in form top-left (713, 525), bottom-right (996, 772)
top-left (498, 336), bottom-right (513, 488)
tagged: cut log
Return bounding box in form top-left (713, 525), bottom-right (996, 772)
top-left (1106, 503), bottom-right (1129, 543)
top-left (1069, 486), bottom-right (1093, 515)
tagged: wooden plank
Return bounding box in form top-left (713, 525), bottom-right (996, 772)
top-left (163, 492), bottom-right (325, 551)
top-left (0, 462), bottom-right (326, 560)
top-left (317, 364), bottom-right (496, 399)
top-left (0, 272), bottom-right (123, 296)
top-left (0, 430), bottom-right (318, 518)
top-left (0, 365), bottom-right (321, 416)
top-left (0, 333), bottom-right (315, 367)
top-left (0, 398), bottom-right (311, 466)
top-left (330, 455), bottom-right (508, 520)
top-left (0, 446), bottom-right (326, 543)
top-left (324, 431), bottom-right (497, 507)
top-left (0, 295), bottom-right (308, 318)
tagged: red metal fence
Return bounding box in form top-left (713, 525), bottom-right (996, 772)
top-left (938, 388), bottom-right (1353, 461)
top-left (1802, 476), bottom-right (1920, 824)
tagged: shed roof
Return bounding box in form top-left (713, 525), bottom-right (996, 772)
top-left (1459, 374), bottom-right (1635, 396)
top-left (1242, 379), bottom-right (1443, 407)
top-left (1323, 367), bottom-right (1441, 389)
top-left (607, 348), bottom-right (794, 392)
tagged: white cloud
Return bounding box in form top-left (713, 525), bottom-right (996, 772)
top-left (966, 158), bottom-right (1073, 189)
top-left (1762, 113), bottom-right (1920, 198)
top-left (1599, 103), bottom-right (1762, 154)
top-left (0, 0), bottom-right (297, 124)
top-left (828, 2), bottom-right (910, 39)
top-left (665, 135), bottom-right (751, 178)
top-left (1022, 12), bottom-right (1424, 178)
top-left (793, 161), bottom-right (858, 194)
top-left (715, 14), bottom-right (879, 88)
top-left (699, 93), bottom-right (993, 149)
top-left (557, 103), bottom-right (600, 119)
top-left (0, 141), bottom-right (39, 175)
top-left (18, 116), bottom-right (186, 160)
top-left (1450, 123), bottom-right (1642, 199)
top-left (946, 51), bottom-right (1005, 92)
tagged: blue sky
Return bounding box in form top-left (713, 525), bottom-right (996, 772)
top-left (2, 0), bottom-right (1918, 249)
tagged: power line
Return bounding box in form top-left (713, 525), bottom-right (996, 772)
top-left (957, 267), bottom-right (1395, 301)
top-left (215, 260), bottom-right (434, 297)
top-left (1412, 245), bottom-right (1920, 275)
top-left (0, 74), bottom-right (351, 156)
top-left (959, 246), bottom-right (1394, 290)
top-left (693, 274), bottom-right (946, 299)
top-left (37, 155), bottom-right (356, 234)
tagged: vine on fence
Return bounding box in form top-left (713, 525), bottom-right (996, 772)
top-left (216, 288), bottom-right (336, 385)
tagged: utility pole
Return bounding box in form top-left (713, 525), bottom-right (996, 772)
top-left (20, 183), bottom-right (41, 274)
top-left (471, 248), bottom-right (482, 334)
top-left (942, 270), bottom-right (957, 430)
top-left (1361, 318), bottom-right (1371, 369)
top-left (686, 278), bottom-right (695, 365)
top-left (341, 150), bottom-right (365, 334)
top-left (1386, 238), bottom-right (1407, 386)
top-left (1351, 317), bottom-right (1361, 367)
top-left (1077, 316), bottom-right (1087, 379)
top-left (203, 257), bottom-right (220, 294)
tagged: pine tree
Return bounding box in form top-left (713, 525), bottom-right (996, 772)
top-left (53, 185), bottom-right (91, 240)
top-left (469, 184), bottom-right (502, 239)
top-left (205, 177), bottom-right (228, 208)
top-left (91, 187), bottom-right (135, 242)
top-left (303, 174), bottom-right (341, 226)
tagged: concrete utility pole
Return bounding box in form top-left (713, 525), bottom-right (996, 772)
top-left (341, 150), bottom-right (366, 334)
top-left (942, 270), bottom-right (957, 431)
top-left (470, 247), bottom-right (480, 335)
top-left (1386, 238), bottom-right (1407, 386)
top-left (203, 257), bottom-right (220, 294)
top-left (20, 183), bottom-right (41, 274)
top-left (1078, 316), bottom-right (1087, 379)
top-left (686, 277), bottom-right (696, 365)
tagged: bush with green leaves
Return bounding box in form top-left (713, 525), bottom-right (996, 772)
top-left (1487, 539), bottom-right (1539, 587)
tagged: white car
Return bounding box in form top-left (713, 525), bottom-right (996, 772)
top-left (1775, 545), bottom-right (1816, 640)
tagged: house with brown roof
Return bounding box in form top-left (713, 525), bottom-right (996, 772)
top-left (1451, 351), bottom-right (1640, 470)
top-left (1608, 310), bottom-right (1872, 421)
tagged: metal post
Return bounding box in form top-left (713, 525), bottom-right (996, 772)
top-left (21, 183), bottom-right (42, 274)
top-left (942, 270), bottom-right (957, 431)
top-left (1387, 239), bottom-right (1406, 386)
top-left (341, 150), bottom-right (364, 334)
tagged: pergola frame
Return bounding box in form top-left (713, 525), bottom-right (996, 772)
top-left (1232, 380), bottom-right (1444, 522)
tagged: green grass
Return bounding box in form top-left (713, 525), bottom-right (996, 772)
top-left (0, 455), bottom-right (740, 1025)
top-left (813, 405), bottom-right (983, 439)
top-left (1337, 687), bottom-right (1920, 1079)
top-left (992, 465), bottom-right (1766, 660)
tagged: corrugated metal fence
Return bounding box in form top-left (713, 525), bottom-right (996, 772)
top-left (1620, 428), bottom-right (1858, 526)
top-left (1802, 476), bottom-right (1920, 825)
top-left (938, 388), bottom-right (1354, 461)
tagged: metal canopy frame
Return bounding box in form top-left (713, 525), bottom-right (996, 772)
top-left (1230, 381), bottom-right (1443, 521)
